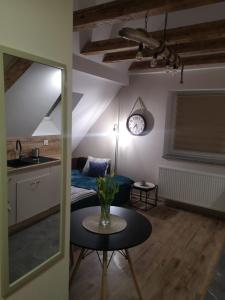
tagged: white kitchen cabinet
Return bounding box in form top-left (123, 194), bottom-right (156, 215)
top-left (48, 165), bottom-right (61, 208)
top-left (8, 164), bottom-right (61, 225)
top-left (8, 176), bottom-right (17, 226)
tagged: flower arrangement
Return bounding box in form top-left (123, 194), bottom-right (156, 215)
top-left (97, 176), bottom-right (119, 226)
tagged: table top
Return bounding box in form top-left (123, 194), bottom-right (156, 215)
top-left (70, 206), bottom-right (152, 251)
top-left (133, 182), bottom-right (155, 190)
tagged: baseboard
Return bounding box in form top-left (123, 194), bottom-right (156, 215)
top-left (9, 205), bottom-right (60, 235)
top-left (165, 199), bottom-right (225, 220)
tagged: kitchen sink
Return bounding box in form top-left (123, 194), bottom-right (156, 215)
top-left (7, 156), bottom-right (58, 168)
top-left (7, 159), bottom-right (33, 168)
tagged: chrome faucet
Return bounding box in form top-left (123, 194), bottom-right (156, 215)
top-left (16, 140), bottom-right (22, 159)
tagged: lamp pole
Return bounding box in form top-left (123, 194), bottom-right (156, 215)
top-left (113, 123), bottom-right (119, 175)
top-left (113, 98), bottom-right (120, 175)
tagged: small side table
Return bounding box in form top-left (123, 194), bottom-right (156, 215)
top-left (130, 182), bottom-right (158, 211)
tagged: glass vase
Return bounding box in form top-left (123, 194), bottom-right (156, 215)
top-left (100, 204), bottom-right (111, 227)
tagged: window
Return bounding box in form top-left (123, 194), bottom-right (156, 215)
top-left (163, 91), bottom-right (225, 165)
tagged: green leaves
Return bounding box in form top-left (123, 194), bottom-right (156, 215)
top-left (97, 175), bottom-right (119, 205)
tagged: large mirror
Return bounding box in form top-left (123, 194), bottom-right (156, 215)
top-left (0, 47), bottom-right (66, 295)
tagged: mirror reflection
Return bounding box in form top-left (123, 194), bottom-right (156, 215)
top-left (4, 53), bottom-right (62, 284)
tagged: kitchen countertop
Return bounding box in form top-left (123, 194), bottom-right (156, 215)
top-left (8, 157), bottom-right (61, 175)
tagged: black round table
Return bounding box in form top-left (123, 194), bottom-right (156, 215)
top-left (70, 206), bottom-right (152, 300)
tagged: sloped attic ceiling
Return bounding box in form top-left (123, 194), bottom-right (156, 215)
top-left (5, 62), bottom-right (62, 138)
top-left (72, 0), bottom-right (130, 151)
top-left (72, 0), bottom-right (225, 152)
top-left (33, 92), bottom-right (83, 136)
top-left (75, 1), bottom-right (225, 72)
top-left (71, 70), bottom-right (121, 149)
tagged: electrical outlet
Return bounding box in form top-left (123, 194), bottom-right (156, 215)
top-left (43, 140), bottom-right (49, 146)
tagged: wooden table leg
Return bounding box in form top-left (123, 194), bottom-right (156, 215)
top-left (100, 251), bottom-right (108, 300)
top-left (155, 185), bottom-right (158, 206)
top-left (125, 249), bottom-right (143, 300)
top-left (70, 247), bottom-right (85, 286)
top-left (70, 244), bottom-right (74, 267)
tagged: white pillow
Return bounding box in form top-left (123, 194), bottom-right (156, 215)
top-left (82, 156), bottom-right (111, 175)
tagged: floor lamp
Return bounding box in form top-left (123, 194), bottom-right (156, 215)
top-left (113, 123), bottom-right (119, 175)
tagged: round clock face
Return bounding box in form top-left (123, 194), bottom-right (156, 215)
top-left (127, 114), bottom-right (146, 135)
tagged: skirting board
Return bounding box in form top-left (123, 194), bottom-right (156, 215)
top-left (9, 205), bottom-right (60, 235)
top-left (165, 199), bottom-right (225, 220)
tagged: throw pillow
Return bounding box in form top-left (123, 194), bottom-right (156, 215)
top-left (82, 156), bottom-right (110, 174)
top-left (88, 161), bottom-right (108, 177)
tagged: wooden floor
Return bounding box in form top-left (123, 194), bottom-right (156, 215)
top-left (69, 204), bottom-right (225, 300)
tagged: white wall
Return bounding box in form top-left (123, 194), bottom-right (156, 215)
top-left (0, 0), bottom-right (72, 299)
top-left (6, 63), bottom-right (61, 137)
top-left (74, 68), bottom-right (225, 183)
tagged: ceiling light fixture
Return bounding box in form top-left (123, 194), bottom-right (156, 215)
top-left (136, 43), bottom-right (144, 61)
top-left (150, 54), bottom-right (158, 68)
top-left (119, 12), bottom-right (184, 84)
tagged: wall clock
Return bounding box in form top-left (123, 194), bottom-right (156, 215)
top-left (127, 114), bottom-right (146, 136)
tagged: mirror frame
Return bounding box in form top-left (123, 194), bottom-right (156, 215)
top-left (0, 45), bottom-right (68, 296)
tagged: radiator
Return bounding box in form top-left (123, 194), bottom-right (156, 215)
top-left (158, 166), bottom-right (225, 212)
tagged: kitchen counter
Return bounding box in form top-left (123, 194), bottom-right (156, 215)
top-left (8, 157), bottom-right (61, 175)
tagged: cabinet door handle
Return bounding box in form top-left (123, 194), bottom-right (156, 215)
top-left (8, 203), bottom-right (12, 212)
top-left (30, 181), bottom-right (40, 187)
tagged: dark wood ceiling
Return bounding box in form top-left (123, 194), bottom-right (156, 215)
top-left (4, 58), bottom-right (33, 92)
top-left (74, 0), bottom-right (225, 72)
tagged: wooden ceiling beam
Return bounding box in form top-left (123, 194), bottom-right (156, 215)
top-left (129, 53), bottom-right (225, 71)
top-left (175, 39), bottom-right (225, 57)
top-left (74, 0), bottom-right (224, 31)
top-left (103, 38), bottom-right (225, 63)
top-left (4, 58), bottom-right (33, 92)
top-left (82, 38), bottom-right (138, 56)
top-left (157, 19), bottom-right (225, 44)
top-left (81, 19), bottom-right (225, 55)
